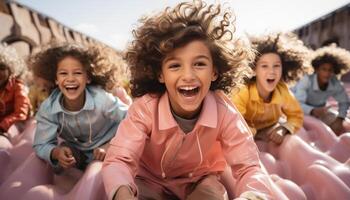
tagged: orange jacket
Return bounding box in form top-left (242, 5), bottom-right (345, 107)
top-left (0, 77), bottom-right (31, 131)
top-left (103, 91), bottom-right (274, 199)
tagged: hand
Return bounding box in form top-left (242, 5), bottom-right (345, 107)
top-left (114, 185), bottom-right (136, 200)
top-left (311, 106), bottom-right (330, 118)
top-left (51, 146), bottom-right (76, 169)
top-left (93, 148), bottom-right (107, 161)
top-left (93, 143), bottom-right (109, 161)
top-left (330, 117), bottom-right (344, 135)
top-left (267, 126), bottom-right (288, 145)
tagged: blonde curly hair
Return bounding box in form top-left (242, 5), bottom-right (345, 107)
top-left (126, 0), bottom-right (254, 97)
top-left (312, 44), bottom-right (350, 76)
top-left (29, 41), bottom-right (128, 92)
top-left (0, 44), bottom-right (26, 78)
top-left (250, 32), bottom-right (311, 84)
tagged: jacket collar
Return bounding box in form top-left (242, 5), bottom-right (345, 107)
top-left (249, 82), bottom-right (283, 104)
top-left (158, 91), bottom-right (218, 131)
top-left (51, 87), bottom-right (95, 114)
top-left (312, 74), bottom-right (336, 91)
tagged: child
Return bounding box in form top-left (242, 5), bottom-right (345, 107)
top-left (293, 44), bottom-right (350, 135)
top-left (0, 44), bottom-right (31, 139)
top-left (31, 42), bottom-right (128, 171)
top-left (103, 1), bottom-right (274, 200)
top-left (231, 32), bottom-right (310, 145)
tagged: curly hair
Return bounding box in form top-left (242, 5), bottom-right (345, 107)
top-left (0, 44), bottom-right (26, 78)
top-left (249, 32), bottom-right (311, 84)
top-left (29, 42), bottom-right (128, 92)
top-left (125, 0), bottom-right (254, 97)
top-left (311, 44), bottom-right (350, 75)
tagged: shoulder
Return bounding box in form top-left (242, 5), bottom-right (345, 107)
top-left (131, 93), bottom-right (159, 111)
top-left (213, 91), bottom-right (242, 120)
top-left (39, 89), bottom-right (60, 112)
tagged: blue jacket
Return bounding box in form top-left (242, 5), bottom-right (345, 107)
top-left (33, 86), bottom-right (128, 166)
top-left (292, 74), bottom-right (350, 118)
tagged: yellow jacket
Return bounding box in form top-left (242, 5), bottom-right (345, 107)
top-left (231, 82), bottom-right (303, 136)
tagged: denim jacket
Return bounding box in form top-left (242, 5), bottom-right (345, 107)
top-left (292, 74), bottom-right (350, 118)
top-left (33, 86), bottom-right (128, 166)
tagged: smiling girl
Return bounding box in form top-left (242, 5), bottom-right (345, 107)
top-left (31, 43), bottom-right (128, 171)
top-left (102, 1), bottom-right (275, 200)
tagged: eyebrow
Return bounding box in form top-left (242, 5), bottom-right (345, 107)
top-left (163, 54), bottom-right (211, 63)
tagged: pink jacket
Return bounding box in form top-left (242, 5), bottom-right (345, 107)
top-left (103, 91), bottom-right (274, 199)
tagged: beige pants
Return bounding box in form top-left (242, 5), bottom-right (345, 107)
top-left (136, 175), bottom-right (228, 200)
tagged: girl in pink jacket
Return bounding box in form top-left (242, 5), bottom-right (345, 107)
top-left (102, 1), bottom-right (275, 199)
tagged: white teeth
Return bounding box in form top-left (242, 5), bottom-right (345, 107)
top-left (65, 85), bottom-right (77, 88)
top-left (179, 86), bottom-right (197, 90)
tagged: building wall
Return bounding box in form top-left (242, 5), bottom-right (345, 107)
top-left (294, 3), bottom-right (350, 80)
top-left (294, 3), bottom-right (350, 51)
top-left (0, 0), bottom-right (99, 58)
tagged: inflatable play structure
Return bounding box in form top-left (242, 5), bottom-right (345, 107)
top-left (0, 115), bottom-right (349, 199)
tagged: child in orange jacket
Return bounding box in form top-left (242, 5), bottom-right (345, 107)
top-left (0, 44), bottom-right (30, 139)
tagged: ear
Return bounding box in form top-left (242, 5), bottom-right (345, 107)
top-left (87, 78), bottom-right (91, 84)
top-left (55, 79), bottom-right (58, 85)
top-left (158, 73), bottom-right (165, 83)
top-left (211, 69), bottom-right (218, 82)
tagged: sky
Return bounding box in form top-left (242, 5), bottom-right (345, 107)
top-left (16, 0), bottom-right (350, 50)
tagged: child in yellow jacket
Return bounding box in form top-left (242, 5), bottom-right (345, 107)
top-left (231, 32), bottom-right (310, 145)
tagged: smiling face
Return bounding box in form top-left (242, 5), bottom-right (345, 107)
top-left (255, 53), bottom-right (282, 101)
top-left (55, 56), bottom-right (90, 111)
top-left (159, 40), bottom-right (217, 119)
top-left (315, 62), bottom-right (334, 87)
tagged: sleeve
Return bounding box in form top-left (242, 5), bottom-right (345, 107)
top-left (102, 98), bottom-right (151, 200)
top-left (293, 76), bottom-right (315, 115)
top-left (281, 88), bottom-right (304, 134)
top-left (103, 92), bottom-right (128, 123)
top-left (219, 108), bottom-right (274, 199)
top-left (0, 81), bottom-right (30, 131)
top-left (231, 87), bottom-right (257, 135)
top-left (333, 81), bottom-right (350, 119)
top-left (32, 106), bottom-right (59, 167)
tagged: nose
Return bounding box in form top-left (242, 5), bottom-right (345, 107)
top-left (181, 65), bottom-right (196, 81)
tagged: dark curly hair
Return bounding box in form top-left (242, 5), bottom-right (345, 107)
top-left (249, 32), bottom-right (311, 84)
top-left (312, 44), bottom-right (350, 75)
top-left (29, 42), bottom-right (128, 92)
top-left (126, 0), bottom-right (254, 97)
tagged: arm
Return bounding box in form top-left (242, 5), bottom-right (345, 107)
top-left (293, 76), bottom-right (315, 115)
top-left (0, 80), bottom-right (30, 131)
top-left (281, 87), bottom-right (304, 134)
top-left (33, 106), bottom-right (59, 166)
top-left (231, 87), bottom-right (257, 135)
top-left (220, 109), bottom-right (274, 199)
top-left (333, 81), bottom-right (350, 119)
top-left (102, 98), bottom-right (151, 200)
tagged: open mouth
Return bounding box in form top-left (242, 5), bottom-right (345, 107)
top-left (178, 86), bottom-right (200, 97)
top-left (64, 85), bottom-right (79, 92)
top-left (266, 78), bottom-right (275, 84)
